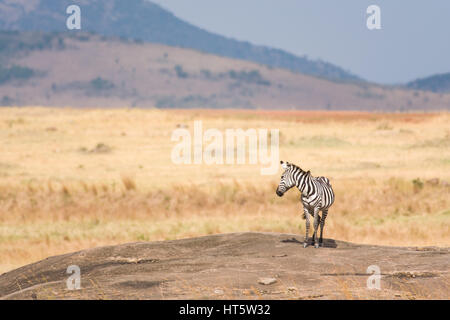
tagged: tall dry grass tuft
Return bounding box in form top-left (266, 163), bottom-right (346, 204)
top-left (121, 176), bottom-right (136, 191)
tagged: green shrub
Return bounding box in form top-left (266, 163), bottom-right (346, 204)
top-left (0, 96), bottom-right (14, 106)
top-left (0, 65), bottom-right (35, 84)
top-left (89, 77), bottom-right (115, 90)
top-left (174, 65), bottom-right (188, 78)
top-left (228, 69), bottom-right (270, 86)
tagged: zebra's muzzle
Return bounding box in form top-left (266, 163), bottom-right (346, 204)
top-left (276, 188), bottom-right (284, 197)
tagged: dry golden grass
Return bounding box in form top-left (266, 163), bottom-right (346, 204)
top-left (0, 107), bottom-right (449, 274)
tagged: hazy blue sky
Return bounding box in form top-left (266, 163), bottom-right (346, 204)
top-left (151, 0), bottom-right (450, 84)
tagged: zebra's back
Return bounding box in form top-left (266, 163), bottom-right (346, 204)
top-left (318, 176), bottom-right (331, 186)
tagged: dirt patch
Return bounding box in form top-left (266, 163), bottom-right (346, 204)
top-left (79, 143), bottom-right (113, 154)
top-left (0, 232), bottom-right (448, 300)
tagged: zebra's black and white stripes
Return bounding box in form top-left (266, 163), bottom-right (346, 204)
top-left (276, 161), bottom-right (335, 248)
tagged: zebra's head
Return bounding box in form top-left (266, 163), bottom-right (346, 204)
top-left (276, 161), bottom-right (295, 197)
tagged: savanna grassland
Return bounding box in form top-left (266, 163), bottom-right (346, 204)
top-left (0, 107), bottom-right (449, 274)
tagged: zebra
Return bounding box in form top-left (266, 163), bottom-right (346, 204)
top-left (276, 161), bottom-right (335, 248)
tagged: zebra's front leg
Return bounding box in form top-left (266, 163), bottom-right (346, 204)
top-left (303, 207), bottom-right (310, 248)
top-left (319, 209), bottom-right (328, 247)
top-left (313, 207), bottom-right (320, 248)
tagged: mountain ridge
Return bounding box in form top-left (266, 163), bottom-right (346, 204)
top-left (407, 72), bottom-right (450, 93)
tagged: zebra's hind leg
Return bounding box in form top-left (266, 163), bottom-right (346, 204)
top-left (310, 214), bottom-right (321, 244)
top-left (319, 209), bottom-right (328, 247)
top-left (303, 207), bottom-right (310, 248)
top-left (313, 207), bottom-right (320, 248)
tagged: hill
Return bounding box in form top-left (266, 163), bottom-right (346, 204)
top-left (0, 232), bottom-right (448, 299)
top-left (1, 31), bottom-right (450, 110)
top-left (0, 0), bottom-right (361, 82)
top-left (407, 72), bottom-right (450, 93)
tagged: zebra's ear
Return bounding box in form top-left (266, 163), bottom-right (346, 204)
top-left (280, 161), bottom-right (288, 170)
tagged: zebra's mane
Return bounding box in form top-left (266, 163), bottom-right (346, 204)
top-left (289, 163), bottom-right (310, 176)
